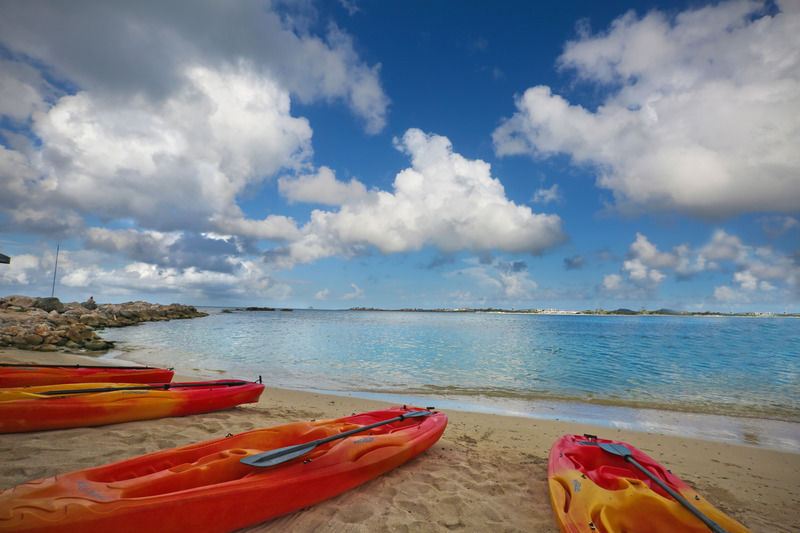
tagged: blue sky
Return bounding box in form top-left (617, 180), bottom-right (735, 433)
top-left (1, 0), bottom-right (798, 312)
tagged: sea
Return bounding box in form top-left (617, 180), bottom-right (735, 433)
top-left (100, 309), bottom-right (800, 452)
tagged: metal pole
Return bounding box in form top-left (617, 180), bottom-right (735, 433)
top-left (51, 241), bottom-right (60, 297)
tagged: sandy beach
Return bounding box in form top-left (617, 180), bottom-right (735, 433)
top-left (1, 348), bottom-right (798, 532)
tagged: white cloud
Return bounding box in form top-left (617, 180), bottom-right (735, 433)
top-left (277, 129), bottom-right (567, 265)
top-left (493, 1), bottom-right (800, 219)
top-left (629, 233), bottom-right (683, 269)
top-left (210, 215), bottom-right (301, 242)
top-left (0, 1), bottom-right (388, 246)
top-left (32, 66), bottom-right (311, 231)
top-left (343, 283), bottom-right (365, 300)
top-left (315, 288), bottom-right (331, 300)
top-left (606, 229), bottom-right (800, 304)
top-left (602, 273), bottom-right (624, 291)
top-left (278, 166), bottom-right (368, 205)
top-left (58, 255), bottom-right (292, 302)
top-left (532, 184), bottom-right (562, 204)
top-left (498, 270), bottom-right (538, 299)
top-left (0, 254), bottom-right (41, 285)
top-left (713, 285), bottom-right (740, 303)
top-left (447, 257), bottom-right (538, 301)
top-left (0, 2), bottom-right (387, 133)
top-left (697, 229), bottom-right (749, 269)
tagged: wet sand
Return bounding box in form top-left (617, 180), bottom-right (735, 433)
top-left (1, 348), bottom-right (798, 532)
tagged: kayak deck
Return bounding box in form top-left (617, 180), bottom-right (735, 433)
top-left (548, 434), bottom-right (751, 533)
top-left (0, 406), bottom-right (447, 533)
top-left (0, 363), bottom-right (174, 387)
top-left (0, 380), bottom-right (264, 433)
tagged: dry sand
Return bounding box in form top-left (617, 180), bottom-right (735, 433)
top-left (1, 348), bottom-right (798, 532)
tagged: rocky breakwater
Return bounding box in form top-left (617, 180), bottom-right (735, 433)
top-left (0, 295), bottom-right (208, 352)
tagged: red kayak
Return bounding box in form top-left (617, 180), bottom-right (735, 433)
top-left (548, 434), bottom-right (750, 532)
top-left (0, 363), bottom-right (174, 387)
top-left (0, 406), bottom-right (447, 532)
top-left (0, 379), bottom-right (264, 433)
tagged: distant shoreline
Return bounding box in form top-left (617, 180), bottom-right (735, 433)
top-left (347, 306), bottom-right (800, 317)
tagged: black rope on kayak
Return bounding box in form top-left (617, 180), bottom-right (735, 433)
top-left (0, 363), bottom-right (169, 370)
top-left (36, 381), bottom-right (250, 396)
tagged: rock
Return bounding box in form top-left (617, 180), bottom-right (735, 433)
top-left (11, 335), bottom-right (29, 346)
top-left (34, 297), bottom-right (65, 313)
top-left (3, 295), bottom-right (36, 308)
top-left (83, 339), bottom-right (111, 351)
top-left (22, 333), bottom-right (43, 345)
top-left (34, 344), bottom-right (58, 352)
top-left (79, 314), bottom-right (103, 326)
top-left (1, 295), bottom-right (207, 352)
top-left (65, 325), bottom-right (92, 343)
top-left (33, 324), bottom-right (52, 337)
top-left (44, 334), bottom-right (66, 346)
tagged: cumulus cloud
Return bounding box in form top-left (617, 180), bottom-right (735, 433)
top-left (278, 166), bottom-right (368, 205)
top-left (343, 283), bottom-right (365, 300)
top-left (0, 1), bottom-right (388, 242)
top-left (448, 257), bottom-right (538, 301)
top-left (12, 245), bottom-right (293, 303)
top-left (493, 0), bottom-right (800, 219)
top-left (601, 273), bottom-right (624, 292)
top-left (274, 129), bottom-right (567, 265)
top-left (0, 1), bottom-right (387, 132)
top-left (0, 1), bottom-right (396, 301)
top-left (0, 254), bottom-right (41, 285)
top-left (602, 229), bottom-right (800, 303)
top-left (315, 288), bottom-right (331, 300)
top-left (3, 65), bottom-right (312, 236)
top-left (532, 184), bottom-right (562, 204)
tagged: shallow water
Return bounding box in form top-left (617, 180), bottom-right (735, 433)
top-left (102, 309), bottom-right (800, 451)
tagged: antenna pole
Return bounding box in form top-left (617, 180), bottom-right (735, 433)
top-left (51, 241), bottom-right (60, 297)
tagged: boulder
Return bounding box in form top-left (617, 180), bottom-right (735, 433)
top-left (1, 295), bottom-right (207, 352)
top-left (3, 295), bottom-right (36, 308)
top-left (34, 297), bottom-right (65, 313)
top-left (22, 333), bottom-right (43, 345)
top-left (83, 339), bottom-right (111, 351)
top-left (34, 344), bottom-right (58, 352)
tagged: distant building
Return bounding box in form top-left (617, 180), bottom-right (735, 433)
top-left (0, 253), bottom-right (9, 264)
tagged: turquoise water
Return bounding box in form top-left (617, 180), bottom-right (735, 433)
top-left (102, 310), bottom-right (798, 424)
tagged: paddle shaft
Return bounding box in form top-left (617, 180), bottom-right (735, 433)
top-left (623, 454), bottom-right (729, 533)
top-left (242, 410), bottom-right (431, 467)
top-left (310, 411), bottom-right (429, 446)
top-left (36, 381), bottom-right (250, 396)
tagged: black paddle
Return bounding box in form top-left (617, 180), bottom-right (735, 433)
top-left (33, 381), bottom-right (252, 396)
top-left (241, 410), bottom-right (432, 468)
top-left (596, 442), bottom-right (730, 533)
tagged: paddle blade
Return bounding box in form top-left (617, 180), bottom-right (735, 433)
top-left (241, 442), bottom-right (317, 468)
top-left (598, 442), bottom-right (633, 458)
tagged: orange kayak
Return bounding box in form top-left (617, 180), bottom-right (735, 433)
top-left (548, 434), bottom-right (750, 533)
top-left (0, 363), bottom-right (174, 387)
top-left (0, 380), bottom-right (264, 433)
top-left (0, 406), bottom-right (447, 532)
